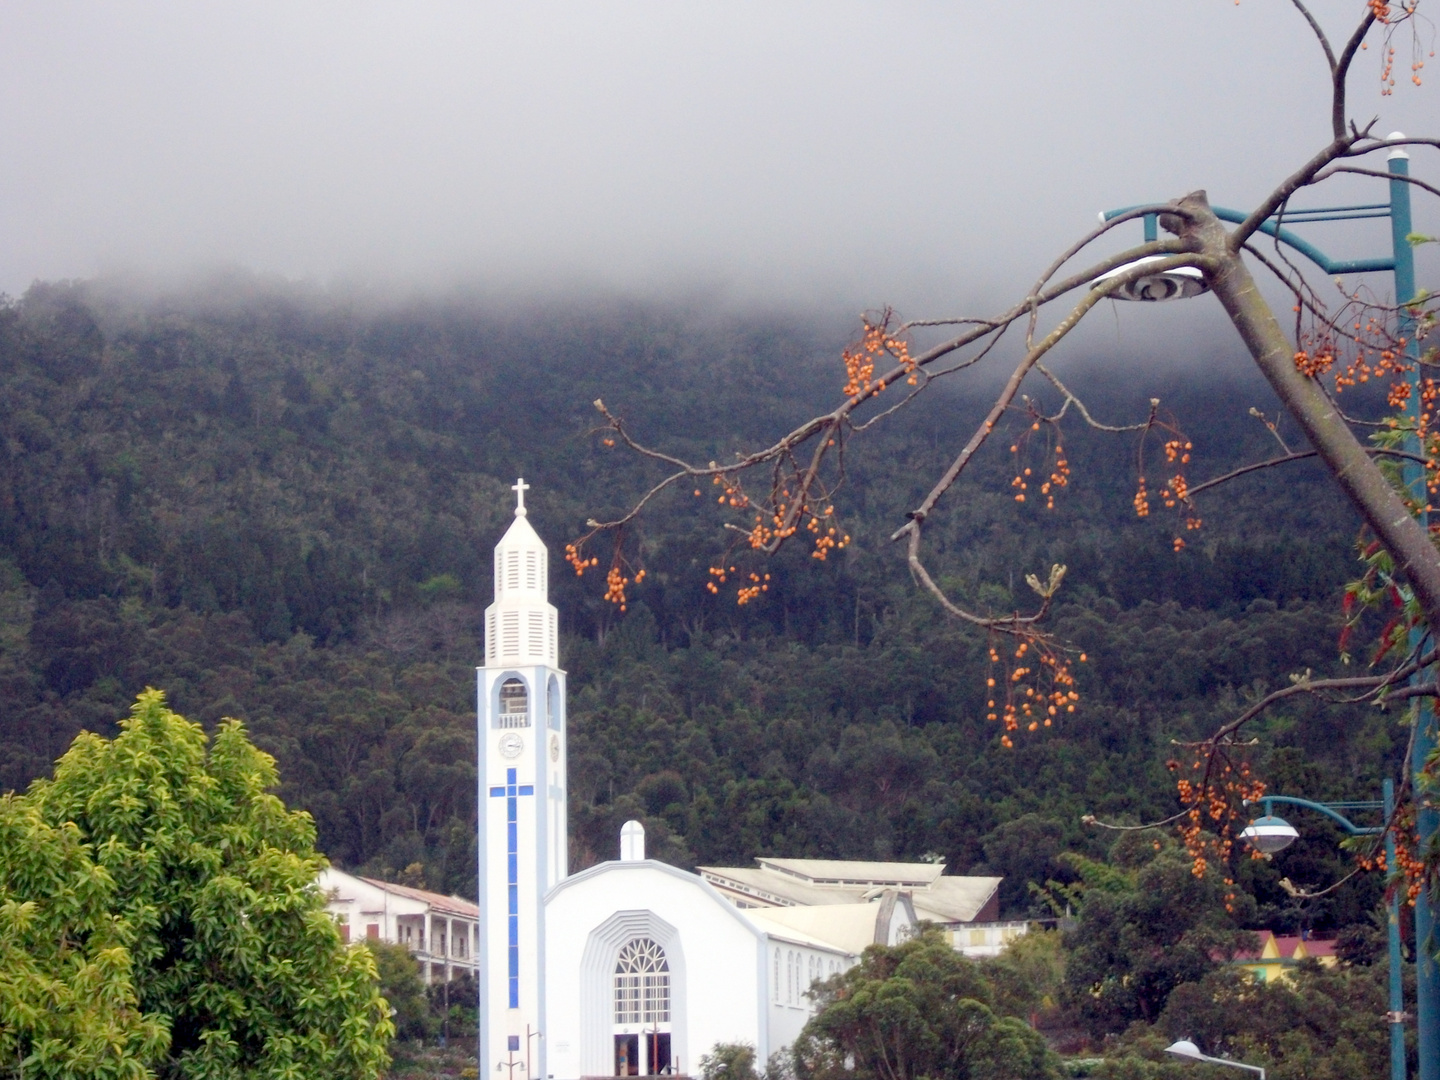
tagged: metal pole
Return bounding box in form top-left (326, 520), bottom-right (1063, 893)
top-left (1391, 137), bottom-right (1439, 1080)
top-left (1388, 778), bottom-right (1408, 1080)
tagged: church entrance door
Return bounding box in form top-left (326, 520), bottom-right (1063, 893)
top-left (613, 937), bottom-right (672, 1075)
top-left (614, 1034), bottom-right (639, 1076)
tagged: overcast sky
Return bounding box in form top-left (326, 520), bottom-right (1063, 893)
top-left (1, 1), bottom-right (1434, 327)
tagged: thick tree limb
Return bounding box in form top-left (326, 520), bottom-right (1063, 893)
top-left (1185, 190), bottom-right (1440, 632)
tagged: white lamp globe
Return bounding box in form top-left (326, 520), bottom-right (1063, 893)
top-left (1240, 814), bottom-right (1299, 855)
top-left (1091, 256), bottom-right (1209, 301)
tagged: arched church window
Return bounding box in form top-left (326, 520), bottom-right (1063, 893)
top-left (499, 679), bottom-right (529, 728)
top-left (548, 675), bottom-right (561, 730)
top-left (614, 937), bottom-right (670, 1024)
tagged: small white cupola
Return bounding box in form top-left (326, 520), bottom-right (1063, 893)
top-left (620, 820), bottom-right (646, 862)
top-left (485, 478), bottom-right (559, 666)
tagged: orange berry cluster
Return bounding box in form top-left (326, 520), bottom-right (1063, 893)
top-left (712, 474), bottom-right (751, 510)
top-left (736, 571), bottom-right (769, 605)
top-left (1133, 421), bottom-right (1197, 551)
top-left (985, 637), bottom-right (1081, 747)
top-left (705, 565), bottom-right (733, 594)
top-left (1294, 322), bottom-right (1412, 392)
top-left (810, 522), bottom-right (850, 560)
top-left (604, 565), bottom-right (644, 612)
top-left (1167, 755), bottom-right (1265, 882)
top-left (564, 544), bottom-right (601, 576)
top-left (1009, 420), bottom-right (1070, 510)
top-left (1163, 439), bottom-right (1191, 466)
top-left (840, 316), bottom-right (915, 399)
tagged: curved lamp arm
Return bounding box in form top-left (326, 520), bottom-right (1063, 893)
top-left (1100, 205), bottom-right (1395, 276)
top-left (1250, 794), bottom-right (1383, 836)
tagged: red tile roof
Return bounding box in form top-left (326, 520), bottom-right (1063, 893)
top-left (358, 877), bottom-right (479, 918)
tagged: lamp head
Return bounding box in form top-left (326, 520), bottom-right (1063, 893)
top-left (1165, 1040), bottom-right (1205, 1061)
top-left (1092, 256), bottom-right (1208, 301)
top-left (1240, 814), bottom-right (1299, 855)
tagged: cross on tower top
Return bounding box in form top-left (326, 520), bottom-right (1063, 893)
top-left (513, 477), bottom-right (530, 516)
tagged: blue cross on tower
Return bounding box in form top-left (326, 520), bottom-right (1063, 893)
top-left (489, 768), bottom-right (535, 1007)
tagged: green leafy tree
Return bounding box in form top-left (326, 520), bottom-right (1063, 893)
top-left (698, 1042), bottom-right (759, 1080)
top-left (1093, 962), bottom-right (1394, 1080)
top-left (1062, 838), bottom-right (1253, 1039)
top-left (983, 929), bottom-right (1066, 1027)
top-left (793, 929), bottom-right (1059, 1080)
top-left (9, 689), bottom-right (393, 1080)
top-left (364, 943), bottom-right (433, 1043)
top-left (0, 791), bottom-right (169, 1079)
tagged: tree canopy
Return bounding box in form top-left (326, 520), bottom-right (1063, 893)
top-left (793, 928), bottom-right (1060, 1080)
top-left (2, 689), bottom-right (392, 1080)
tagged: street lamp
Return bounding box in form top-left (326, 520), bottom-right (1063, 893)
top-left (1092, 255), bottom-right (1209, 301)
top-left (1239, 785), bottom-right (1405, 1080)
top-left (1165, 1039), bottom-right (1265, 1080)
top-left (1102, 133), bottom-right (1436, 1080)
top-left (1237, 815), bottom-right (1300, 855)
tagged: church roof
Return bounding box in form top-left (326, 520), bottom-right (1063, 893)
top-left (358, 876), bottom-right (480, 919)
top-left (742, 900), bottom-right (906, 954)
top-left (755, 858), bottom-right (946, 887)
top-left (497, 510), bottom-right (545, 552)
top-left (698, 860), bottom-right (1000, 924)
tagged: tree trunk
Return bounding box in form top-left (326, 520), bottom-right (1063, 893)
top-left (1179, 190), bottom-right (1440, 631)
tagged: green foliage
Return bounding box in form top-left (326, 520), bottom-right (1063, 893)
top-left (698, 1042), bottom-right (759, 1080)
top-left (0, 282), bottom-right (1403, 937)
top-left (4, 689), bottom-right (393, 1080)
top-left (364, 942), bottom-right (434, 1043)
top-left (983, 929), bottom-right (1066, 1023)
top-left (0, 791), bottom-right (168, 1078)
top-left (1094, 962), bottom-right (1396, 1080)
top-left (1062, 840), bottom-right (1254, 1038)
top-left (793, 928), bottom-right (1060, 1080)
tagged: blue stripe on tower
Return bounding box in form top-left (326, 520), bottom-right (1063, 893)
top-left (489, 765), bottom-right (534, 1009)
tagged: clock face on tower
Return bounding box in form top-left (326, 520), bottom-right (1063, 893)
top-left (498, 731), bottom-right (524, 759)
top-left (550, 734), bottom-right (560, 762)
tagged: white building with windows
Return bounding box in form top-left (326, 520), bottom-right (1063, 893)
top-left (317, 867), bottom-right (479, 985)
top-left (473, 481), bottom-right (998, 1079)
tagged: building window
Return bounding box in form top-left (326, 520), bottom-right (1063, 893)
top-left (499, 679), bottom-right (529, 728)
top-left (614, 937), bottom-right (670, 1024)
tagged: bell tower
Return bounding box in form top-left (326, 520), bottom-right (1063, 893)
top-left (479, 478), bottom-right (566, 1077)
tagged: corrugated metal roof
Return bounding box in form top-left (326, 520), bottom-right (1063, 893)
top-left (755, 858), bottom-right (946, 886)
top-left (698, 860), bottom-right (1001, 924)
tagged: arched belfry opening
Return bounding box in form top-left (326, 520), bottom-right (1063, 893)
top-left (613, 937), bottom-right (671, 1076)
top-left (498, 677), bottom-right (528, 727)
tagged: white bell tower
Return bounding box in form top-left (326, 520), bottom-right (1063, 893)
top-left (479, 478), bottom-right (566, 1078)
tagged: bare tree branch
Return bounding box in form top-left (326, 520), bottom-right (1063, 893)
top-left (1187, 446), bottom-right (1430, 500)
top-left (1314, 163), bottom-right (1440, 200)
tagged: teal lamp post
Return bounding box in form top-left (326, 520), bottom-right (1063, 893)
top-left (1240, 785), bottom-right (1404, 1080)
top-left (1102, 135), bottom-right (1436, 1080)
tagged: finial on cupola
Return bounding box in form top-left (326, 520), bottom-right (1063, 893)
top-left (513, 477), bottom-right (530, 517)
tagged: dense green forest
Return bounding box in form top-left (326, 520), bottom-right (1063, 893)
top-left (0, 277), bottom-right (1406, 945)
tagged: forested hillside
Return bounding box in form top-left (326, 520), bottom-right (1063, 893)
top-left (0, 278), bottom-right (1402, 936)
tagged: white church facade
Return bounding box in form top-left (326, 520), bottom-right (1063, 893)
top-left (463, 480), bottom-right (1001, 1078)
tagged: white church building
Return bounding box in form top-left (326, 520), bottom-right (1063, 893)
top-left (463, 481), bottom-right (1002, 1078)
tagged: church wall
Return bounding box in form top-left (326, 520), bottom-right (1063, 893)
top-left (545, 862), bottom-right (767, 1080)
top-left (763, 941), bottom-right (849, 1056)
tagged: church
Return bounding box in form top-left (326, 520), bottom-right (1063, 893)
top-left (476, 481), bottom-right (1002, 1079)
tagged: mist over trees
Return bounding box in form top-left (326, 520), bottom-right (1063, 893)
top-left (0, 279), bottom-right (1400, 947)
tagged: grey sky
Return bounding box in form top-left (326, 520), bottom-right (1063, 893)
top-left (1, 1), bottom-right (1434, 322)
